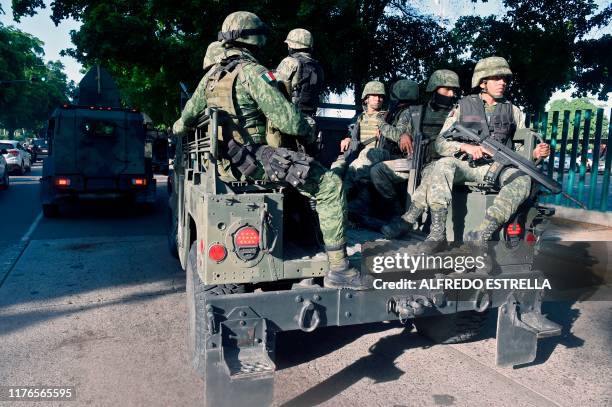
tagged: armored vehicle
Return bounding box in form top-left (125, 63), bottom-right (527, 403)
top-left (40, 66), bottom-right (156, 216)
top-left (169, 106), bottom-right (561, 407)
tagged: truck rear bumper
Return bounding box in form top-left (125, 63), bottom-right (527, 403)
top-left (197, 271), bottom-right (560, 406)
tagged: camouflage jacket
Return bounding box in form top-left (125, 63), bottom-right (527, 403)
top-left (173, 47), bottom-right (311, 139)
top-left (434, 95), bottom-right (525, 157)
top-left (379, 105), bottom-right (414, 143)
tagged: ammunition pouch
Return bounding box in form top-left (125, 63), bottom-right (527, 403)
top-left (226, 139), bottom-right (259, 177)
top-left (256, 146), bottom-right (314, 187)
top-left (483, 161), bottom-right (506, 188)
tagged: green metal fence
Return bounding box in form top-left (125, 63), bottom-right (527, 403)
top-left (527, 108), bottom-right (611, 212)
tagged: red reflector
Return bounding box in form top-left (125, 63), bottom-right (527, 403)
top-left (526, 232), bottom-right (537, 243)
top-left (506, 223), bottom-right (522, 236)
top-left (131, 178), bottom-right (147, 186)
top-left (208, 244), bottom-right (227, 262)
top-left (55, 177), bottom-right (70, 187)
top-left (235, 227), bottom-right (260, 247)
top-left (8, 150), bottom-right (19, 157)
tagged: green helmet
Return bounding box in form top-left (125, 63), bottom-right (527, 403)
top-left (218, 11), bottom-right (268, 47)
top-left (202, 41), bottom-right (224, 71)
top-left (471, 56), bottom-right (512, 88)
top-left (361, 81), bottom-right (385, 100)
top-left (426, 69), bottom-right (460, 92)
top-left (285, 28), bottom-right (313, 49)
top-left (390, 79), bottom-right (418, 102)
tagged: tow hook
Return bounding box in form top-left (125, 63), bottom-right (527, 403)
top-left (388, 295), bottom-right (433, 323)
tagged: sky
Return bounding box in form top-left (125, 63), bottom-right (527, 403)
top-left (1, 0), bottom-right (610, 114)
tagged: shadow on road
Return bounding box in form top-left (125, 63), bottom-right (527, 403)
top-left (277, 325), bottom-right (431, 407)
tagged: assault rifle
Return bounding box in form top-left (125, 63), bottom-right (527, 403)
top-left (443, 124), bottom-right (586, 208)
top-left (343, 121), bottom-right (377, 164)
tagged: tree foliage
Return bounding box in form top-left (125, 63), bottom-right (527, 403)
top-left (9, 0), bottom-right (612, 125)
top-left (546, 98), bottom-right (609, 149)
top-left (0, 23), bottom-right (73, 138)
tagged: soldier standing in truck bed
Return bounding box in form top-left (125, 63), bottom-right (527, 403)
top-left (173, 11), bottom-right (371, 290)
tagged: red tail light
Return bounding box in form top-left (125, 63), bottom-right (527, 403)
top-left (131, 178), bottom-right (147, 186)
top-left (55, 177), bottom-right (71, 187)
top-left (234, 227), bottom-right (260, 247)
top-left (208, 243), bottom-right (227, 262)
top-left (8, 150), bottom-right (19, 157)
top-left (506, 223), bottom-right (522, 236)
top-left (526, 232), bottom-right (537, 244)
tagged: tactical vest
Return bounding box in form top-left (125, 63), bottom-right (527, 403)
top-left (291, 53), bottom-right (323, 114)
top-left (359, 111), bottom-right (384, 149)
top-left (458, 94), bottom-right (515, 145)
top-left (409, 102), bottom-right (451, 164)
top-left (205, 58), bottom-right (267, 145)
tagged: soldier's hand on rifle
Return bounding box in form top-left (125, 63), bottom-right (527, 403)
top-left (340, 137), bottom-right (351, 152)
top-left (460, 144), bottom-right (490, 160)
top-left (399, 133), bottom-right (413, 154)
top-left (532, 143), bottom-right (550, 160)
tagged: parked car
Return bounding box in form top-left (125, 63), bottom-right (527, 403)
top-left (32, 138), bottom-right (50, 162)
top-left (0, 150), bottom-right (9, 189)
top-left (0, 140), bottom-right (32, 174)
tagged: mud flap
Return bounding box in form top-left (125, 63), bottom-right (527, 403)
top-left (496, 294), bottom-right (561, 367)
top-left (205, 315), bottom-right (275, 407)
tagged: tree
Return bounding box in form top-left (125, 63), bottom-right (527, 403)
top-left (0, 23), bottom-right (73, 138)
top-left (9, 0), bottom-right (611, 124)
top-left (451, 0), bottom-right (612, 113)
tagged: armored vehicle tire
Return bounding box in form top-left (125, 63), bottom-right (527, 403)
top-left (414, 310), bottom-right (489, 344)
top-left (167, 210), bottom-right (179, 259)
top-left (186, 243), bottom-right (246, 377)
top-left (42, 203), bottom-right (59, 218)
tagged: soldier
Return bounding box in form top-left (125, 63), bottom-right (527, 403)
top-left (378, 70), bottom-right (460, 238)
top-left (173, 12), bottom-right (371, 290)
top-left (337, 81), bottom-right (391, 213)
top-left (389, 57), bottom-right (550, 244)
top-left (275, 28), bottom-right (324, 115)
top-left (365, 78), bottom-right (419, 216)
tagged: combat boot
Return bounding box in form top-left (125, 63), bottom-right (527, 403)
top-left (381, 203), bottom-right (423, 239)
top-left (466, 215), bottom-right (502, 242)
top-left (324, 245), bottom-right (373, 290)
top-left (420, 207), bottom-right (448, 252)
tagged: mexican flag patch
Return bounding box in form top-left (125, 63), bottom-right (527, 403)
top-left (261, 71), bottom-right (276, 83)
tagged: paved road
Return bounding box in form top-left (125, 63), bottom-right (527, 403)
top-left (0, 168), bottom-right (610, 407)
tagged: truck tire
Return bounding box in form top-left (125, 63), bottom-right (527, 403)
top-left (414, 310), bottom-right (489, 344)
top-left (186, 243), bottom-right (246, 378)
top-left (42, 203), bottom-right (59, 218)
top-left (167, 209), bottom-right (179, 259)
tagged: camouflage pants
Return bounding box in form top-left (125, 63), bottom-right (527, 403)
top-left (296, 161), bottom-right (347, 248)
top-left (427, 157), bottom-right (531, 223)
top-left (344, 146), bottom-right (391, 191)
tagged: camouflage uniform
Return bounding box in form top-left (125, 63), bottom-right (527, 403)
top-left (173, 15), bottom-right (346, 249)
top-left (373, 72), bottom-right (458, 217)
top-left (275, 28), bottom-right (323, 115)
top-left (430, 99), bottom-right (529, 223)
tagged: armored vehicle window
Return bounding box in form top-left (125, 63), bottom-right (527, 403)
top-left (82, 120), bottom-right (117, 137)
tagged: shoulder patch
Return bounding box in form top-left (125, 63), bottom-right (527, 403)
top-left (260, 71), bottom-right (277, 84)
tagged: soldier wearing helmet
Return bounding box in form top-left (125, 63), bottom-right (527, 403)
top-left (173, 12), bottom-right (371, 290)
top-left (275, 28), bottom-right (324, 115)
top-left (333, 80), bottom-right (392, 216)
top-left (388, 57), bottom-right (550, 245)
top-left (374, 70), bottom-right (460, 234)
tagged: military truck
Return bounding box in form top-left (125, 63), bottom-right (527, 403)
top-left (168, 106), bottom-right (561, 407)
top-left (40, 66), bottom-right (156, 217)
